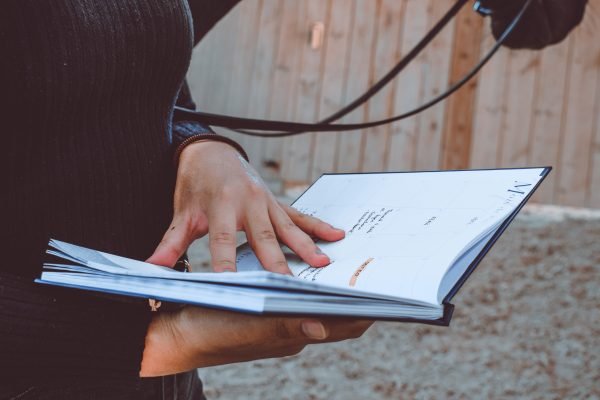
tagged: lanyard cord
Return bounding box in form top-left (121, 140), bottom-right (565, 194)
top-left (174, 0), bottom-right (533, 137)
top-left (231, 0), bottom-right (467, 136)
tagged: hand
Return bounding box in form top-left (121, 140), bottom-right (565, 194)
top-left (140, 306), bottom-right (373, 376)
top-left (147, 140), bottom-right (345, 273)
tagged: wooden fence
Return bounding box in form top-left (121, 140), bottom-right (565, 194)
top-left (187, 0), bottom-right (600, 208)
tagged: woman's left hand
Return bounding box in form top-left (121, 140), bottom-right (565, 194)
top-left (146, 140), bottom-right (346, 273)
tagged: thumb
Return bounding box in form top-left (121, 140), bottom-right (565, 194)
top-left (267, 318), bottom-right (329, 341)
top-left (146, 219), bottom-right (195, 268)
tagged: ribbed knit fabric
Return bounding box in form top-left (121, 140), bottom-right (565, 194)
top-left (0, 0), bottom-right (236, 390)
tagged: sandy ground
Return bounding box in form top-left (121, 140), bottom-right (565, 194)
top-left (187, 204), bottom-right (600, 400)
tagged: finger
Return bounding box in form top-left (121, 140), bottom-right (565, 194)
top-left (270, 318), bottom-right (371, 343)
top-left (175, 308), bottom-right (313, 367)
top-left (184, 308), bottom-right (329, 345)
top-left (318, 319), bottom-right (374, 342)
top-left (147, 216), bottom-right (194, 267)
top-left (283, 205), bottom-right (345, 242)
top-left (252, 317), bottom-right (331, 343)
top-left (269, 203), bottom-right (330, 268)
top-left (245, 201), bottom-right (291, 275)
top-left (300, 320), bottom-right (329, 340)
top-left (265, 317), bottom-right (329, 342)
top-left (208, 203), bottom-right (238, 272)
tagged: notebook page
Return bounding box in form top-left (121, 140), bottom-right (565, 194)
top-left (437, 228), bottom-right (497, 303)
top-left (48, 241), bottom-right (433, 304)
top-left (236, 168), bottom-right (546, 304)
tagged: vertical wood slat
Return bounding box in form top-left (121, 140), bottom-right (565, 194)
top-left (583, 0), bottom-right (600, 208)
top-left (260, 1), bottom-right (304, 182)
top-left (219, 0), bottom-right (264, 152)
top-left (469, 36), bottom-right (510, 168)
top-left (589, 70), bottom-right (600, 207)
top-left (335, 0), bottom-right (378, 174)
top-left (361, 0), bottom-right (405, 172)
top-left (241, 0), bottom-right (282, 169)
top-left (555, 18), bottom-right (600, 207)
top-left (527, 38), bottom-right (572, 204)
top-left (187, 3), bottom-right (242, 113)
top-left (414, 0), bottom-right (456, 171)
top-left (281, 0), bottom-right (330, 183)
top-left (386, 0), bottom-right (429, 172)
top-left (498, 49), bottom-right (540, 167)
top-left (440, 4), bottom-right (484, 170)
top-left (310, 0), bottom-right (354, 181)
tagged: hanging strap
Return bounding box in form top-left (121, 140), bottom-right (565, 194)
top-left (174, 0), bottom-right (533, 137)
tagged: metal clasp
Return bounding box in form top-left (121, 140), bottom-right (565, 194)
top-left (473, 1), bottom-right (494, 16)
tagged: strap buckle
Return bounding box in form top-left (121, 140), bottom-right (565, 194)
top-left (149, 259), bottom-right (190, 311)
top-left (473, 1), bottom-right (494, 16)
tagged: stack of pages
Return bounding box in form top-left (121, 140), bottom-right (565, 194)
top-left (38, 167), bottom-right (550, 325)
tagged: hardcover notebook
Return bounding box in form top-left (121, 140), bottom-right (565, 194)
top-left (37, 167), bottom-right (551, 325)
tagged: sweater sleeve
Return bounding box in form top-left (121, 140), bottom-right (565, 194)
top-left (0, 272), bottom-right (152, 382)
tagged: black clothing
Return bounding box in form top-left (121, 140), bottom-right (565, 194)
top-left (0, 366), bottom-right (206, 400)
top-left (2, 0), bottom-right (197, 280)
top-left (479, 0), bottom-right (587, 49)
top-left (0, 0), bottom-right (237, 397)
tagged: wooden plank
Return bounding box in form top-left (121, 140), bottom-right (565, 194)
top-left (187, 41), bottom-right (213, 108)
top-left (589, 69), bottom-right (600, 208)
top-left (335, 0), bottom-right (378, 174)
top-left (498, 49), bottom-right (540, 167)
top-left (387, 0), bottom-right (428, 172)
top-left (527, 38), bottom-right (572, 204)
top-left (240, 0), bottom-right (284, 170)
top-left (440, 4), bottom-right (484, 170)
top-left (555, 20), bottom-right (600, 207)
top-left (361, 0), bottom-right (405, 172)
top-left (218, 1), bottom-right (264, 151)
top-left (260, 1), bottom-right (305, 185)
top-left (414, 0), bottom-right (456, 171)
top-left (310, 0), bottom-right (354, 180)
top-left (188, 4), bottom-right (242, 114)
top-left (469, 34), bottom-right (510, 168)
top-left (281, 0), bottom-right (330, 182)
top-left (584, 0), bottom-right (600, 208)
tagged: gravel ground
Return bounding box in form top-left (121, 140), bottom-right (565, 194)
top-left (187, 204), bottom-right (600, 400)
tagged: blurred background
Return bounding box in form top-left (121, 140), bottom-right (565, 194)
top-left (187, 0), bottom-right (600, 209)
top-left (186, 0), bottom-right (600, 398)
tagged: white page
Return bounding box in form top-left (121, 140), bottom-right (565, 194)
top-left (48, 241), bottom-right (435, 304)
top-left (237, 168), bottom-right (546, 304)
top-left (437, 228), bottom-right (497, 303)
top-left (38, 272), bottom-right (443, 320)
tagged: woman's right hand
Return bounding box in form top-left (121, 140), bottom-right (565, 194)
top-left (140, 306), bottom-right (372, 377)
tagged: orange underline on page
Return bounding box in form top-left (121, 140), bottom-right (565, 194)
top-left (349, 257), bottom-right (374, 287)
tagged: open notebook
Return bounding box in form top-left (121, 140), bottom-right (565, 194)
top-left (37, 167), bottom-right (550, 325)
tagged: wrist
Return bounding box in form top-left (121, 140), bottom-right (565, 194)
top-left (180, 139), bottom-right (238, 161)
top-left (174, 134), bottom-right (249, 167)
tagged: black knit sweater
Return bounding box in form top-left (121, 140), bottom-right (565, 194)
top-left (0, 0), bottom-right (239, 387)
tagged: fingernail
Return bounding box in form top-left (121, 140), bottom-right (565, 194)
top-left (315, 247), bottom-right (325, 256)
top-left (329, 224), bottom-right (345, 233)
top-left (301, 320), bottom-right (328, 340)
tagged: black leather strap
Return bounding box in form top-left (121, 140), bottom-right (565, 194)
top-left (175, 0), bottom-right (535, 137)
